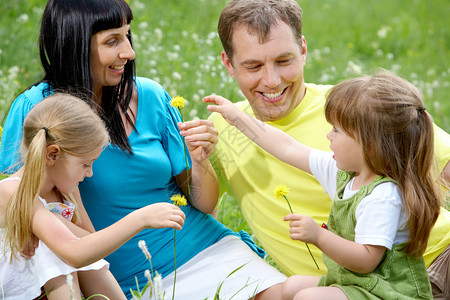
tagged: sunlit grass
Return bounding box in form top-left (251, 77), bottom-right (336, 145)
top-left (1, 0), bottom-right (449, 129)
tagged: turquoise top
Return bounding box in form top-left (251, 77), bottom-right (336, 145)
top-left (0, 78), bottom-right (259, 298)
top-left (0, 81), bottom-right (51, 173)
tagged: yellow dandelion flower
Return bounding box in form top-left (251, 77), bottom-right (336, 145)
top-left (273, 184), bottom-right (290, 199)
top-left (170, 96), bottom-right (186, 108)
top-left (170, 193), bottom-right (187, 299)
top-left (170, 194), bottom-right (187, 207)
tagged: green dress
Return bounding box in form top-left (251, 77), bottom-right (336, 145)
top-left (318, 171), bottom-right (432, 299)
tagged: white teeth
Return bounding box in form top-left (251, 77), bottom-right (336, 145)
top-left (262, 90), bottom-right (283, 99)
top-left (110, 65), bottom-right (125, 70)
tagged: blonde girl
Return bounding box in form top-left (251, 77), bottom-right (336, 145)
top-left (204, 71), bottom-right (445, 300)
top-left (0, 94), bottom-right (185, 299)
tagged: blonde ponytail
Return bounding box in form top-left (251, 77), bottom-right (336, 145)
top-left (4, 129), bottom-right (47, 261)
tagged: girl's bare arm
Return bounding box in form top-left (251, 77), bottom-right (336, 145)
top-left (204, 95), bottom-right (312, 174)
top-left (32, 200), bottom-right (185, 268)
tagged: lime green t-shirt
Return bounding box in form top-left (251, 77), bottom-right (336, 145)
top-left (210, 83), bottom-right (450, 276)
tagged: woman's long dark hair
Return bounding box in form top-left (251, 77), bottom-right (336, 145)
top-left (39, 0), bottom-right (136, 153)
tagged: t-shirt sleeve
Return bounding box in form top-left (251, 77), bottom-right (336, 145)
top-left (434, 124), bottom-right (450, 173)
top-left (0, 93), bottom-right (35, 173)
top-left (309, 149), bottom-right (338, 200)
top-left (354, 183), bottom-right (404, 249)
top-left (162, 91), bottom-right (192, 177)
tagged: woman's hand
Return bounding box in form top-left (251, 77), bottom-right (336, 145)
top-left (177, 118), bottom-right (219, 215)
top-left (178, 119), bottom-right (218, 162)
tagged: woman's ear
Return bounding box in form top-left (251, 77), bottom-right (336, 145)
top-left (45, 144), bottom-right (61, 166)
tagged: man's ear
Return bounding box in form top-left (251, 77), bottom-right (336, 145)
top-left (300, 35), bottom-right (307, 64)
top-left (221, 50), bottom-right (235, 78)
top-left (45, 144), bottom-right (61, 166)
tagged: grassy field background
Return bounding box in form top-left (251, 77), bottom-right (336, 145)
top-left (0, 0), bottom-right (449, 247)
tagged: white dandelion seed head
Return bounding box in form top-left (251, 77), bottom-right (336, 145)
top-left (66, 273), bottom-right (73, 289)
top-left (138, 240), bottom-right (152, 261)
top-left (138, 22), bottom-right (148, 30)
top-left (346, 61), bottom-right (362, 74)
top-left (144, 269), bottom-right (152, 281)
top-left (172, 72), bottom-right (182, 80)
top-left (153, 271), bottom-right (163, 299)
top-left (189, 109), bottom-right (198, 119)
top-left (377, 26), bottom-right (391, 39)
top-left (18, 14), bottom-right (29, 23)
top-left (154, 28), bottom-right (163, 40)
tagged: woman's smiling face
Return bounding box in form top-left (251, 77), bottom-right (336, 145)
top-left (90, 24), bottom-right (135, 96)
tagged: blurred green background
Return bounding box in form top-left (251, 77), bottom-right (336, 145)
top-left (1, 0), bottom-right (449, 130)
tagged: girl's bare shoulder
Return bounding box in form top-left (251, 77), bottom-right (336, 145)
top-left (0, 177), bottom-right (20, 227)
top-left (0, 177), bottom-right (20, 202)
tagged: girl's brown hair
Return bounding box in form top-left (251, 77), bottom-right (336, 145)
top-left (4, 93), bottom-right (109, 260)
top-left (325, 70), bottom-right (443, 256)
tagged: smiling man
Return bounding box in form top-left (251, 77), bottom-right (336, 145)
top-left (208, 0), bottom-right (450, 298)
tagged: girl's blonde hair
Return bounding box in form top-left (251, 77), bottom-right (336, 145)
top-left (325, 70), bottom-right (443, 256)
top-left (4, 93), bottom-right (109, 260)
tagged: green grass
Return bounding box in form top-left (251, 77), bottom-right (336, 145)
top-left (0, 0), bottom-right (449, 239)
top-left (1, 0), bottom-right (449, 129)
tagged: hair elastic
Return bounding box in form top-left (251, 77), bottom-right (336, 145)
top-left (417, 107), bottom-right (426, 113)
top-left (42, 127), bottom-right (49, 135)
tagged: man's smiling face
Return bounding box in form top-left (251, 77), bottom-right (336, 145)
top-left (222, 21), bottom-right (307, 121)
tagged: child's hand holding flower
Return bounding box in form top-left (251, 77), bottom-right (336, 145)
top-left (283, 214), bottom-right (321, 245)
top-left (274, 184), bottom-right (320, 270)
top-left (139, 203), bottom-right (185, 230)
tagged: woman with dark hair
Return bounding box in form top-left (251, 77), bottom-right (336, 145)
top-left (0, 0), bottom-right (286, 299)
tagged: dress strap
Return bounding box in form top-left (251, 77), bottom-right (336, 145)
top-left (0, 176), bottom-right (21, 184)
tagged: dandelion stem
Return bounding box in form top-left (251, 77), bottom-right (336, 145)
top-left (283, 195), bottom-right (319, 270)
top-left (85, 294), bottom-right (111, 300)
top-left (304, 242), bottom-right (320, 270)
top-left (182, 136), bottom-right (190, 195)
top-left (172, 229), bottom-right (177, 300)
top-left (179, 109), bottom-right (190, 195)
top-left (283, 195), bottom-right (294, 214)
